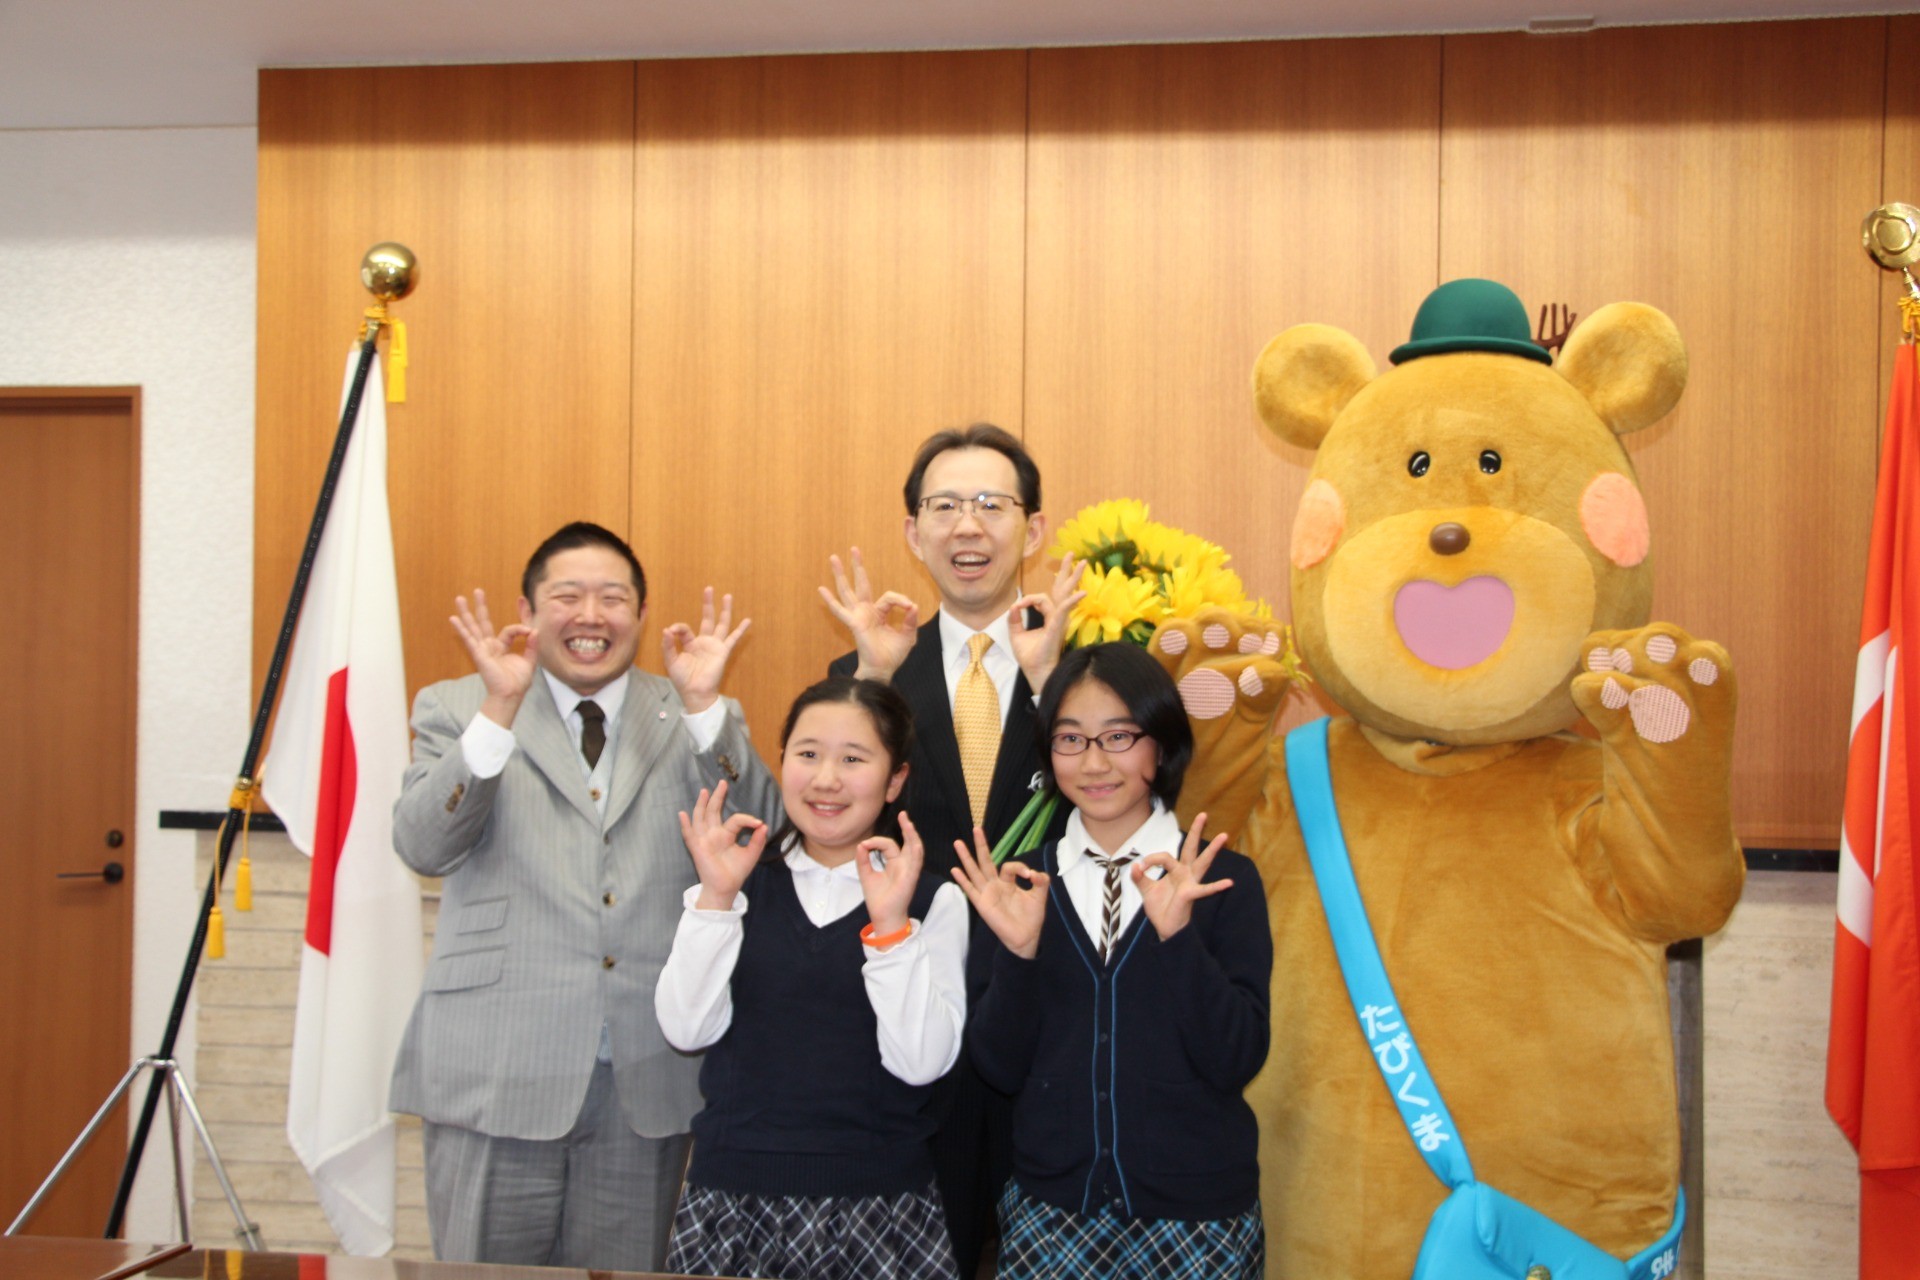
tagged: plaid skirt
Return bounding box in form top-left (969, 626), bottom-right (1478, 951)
top-left (665, 1180), bottom-right (959, 1280)
top-left (995, 1181), bottom-right (1265, 1280)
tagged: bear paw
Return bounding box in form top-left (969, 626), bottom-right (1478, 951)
top-left (1571, 624), bottom-right (1734, 747)
top-left (1152, 608), bottom-right (1293, 723)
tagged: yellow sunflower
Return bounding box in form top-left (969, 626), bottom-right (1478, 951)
top-left (1068, 564), bottom-right (1164, 648)
top-left (1051, 499), bottom-right (1151, 572)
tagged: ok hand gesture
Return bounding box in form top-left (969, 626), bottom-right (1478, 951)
top-left (819, 548), bottom-right (920, 681)
top-left (950, 826), bottom-right (1050, 960)
top-left (678, 780), bottom-right (768, 912)
top-left (451, 589), bottom-right (537, 727)
top-left (663, 587), bottom-right (752, 715)
top-left (1131, 813), bottom-right (1232, 941)
top-left (1007, 555), bottom-right (1085, 694)
top-left (856, 811), bottom-right (925, 942)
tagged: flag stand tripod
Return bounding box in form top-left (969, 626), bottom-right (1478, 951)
top-left (7, 1058), bottom-right (263, 1249)
top-left (5, 245), bottom-right (414, 1247)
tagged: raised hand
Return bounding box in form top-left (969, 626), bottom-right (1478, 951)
top-left (818, 548), bottom-right (920, 681)
top-left (451, 589), bottom-right (538, 726)
top-left (1008, 554), bottom-right (1086, 693)
top-left (663, 587), bottom-right (752, 714)
top-left (856, 811), bottom-right (925, 940)
top-left (1131, 812), bottom-right (1232, 941)
top-left (678, 780), bottom-right (768, 911)
top-left (949, 826), bottom-right (1050, 959)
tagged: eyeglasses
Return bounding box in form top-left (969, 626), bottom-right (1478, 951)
top-left (915, 492), bottom-right (1026, 527)
top-left (1049, 729), bottom-right (1145, 756)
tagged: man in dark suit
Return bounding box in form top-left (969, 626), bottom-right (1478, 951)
top-left (823, 424), bottom-right (1078, 1276)
top-left (390, 522), bottom-right (776, 1272)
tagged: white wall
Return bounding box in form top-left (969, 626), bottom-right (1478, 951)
top-left (0, 124), bottom-right (257, 1241)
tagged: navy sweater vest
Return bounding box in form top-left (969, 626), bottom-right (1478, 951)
top-left (689, 861), bottom-right (946, 1198)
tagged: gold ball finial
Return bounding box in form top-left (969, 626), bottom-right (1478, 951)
top-left (360, 243), bottom-right (418, 302)
top-left (1862, 204), bottom-right (1920, 272)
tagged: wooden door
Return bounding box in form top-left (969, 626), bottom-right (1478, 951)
top-left (0, 390), bottom-right (139, 1237)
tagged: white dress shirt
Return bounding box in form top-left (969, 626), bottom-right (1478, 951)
top-left (1052, 800), bottom-right (1181, 946)
top-left (654, 840), bottom-right (970, 1086)
top-left (460, 668), bottom-right (729, 817)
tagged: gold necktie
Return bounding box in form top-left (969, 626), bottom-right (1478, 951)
top-left (954, 633), bottom-right (1001, 829)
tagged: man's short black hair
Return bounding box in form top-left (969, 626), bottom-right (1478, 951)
top-left (1034, 642), bottom-right (1194, 810)
top-left (902, 422), bottom-right (1043, 515)
top-left (521, 521), bottom-right (647, 606)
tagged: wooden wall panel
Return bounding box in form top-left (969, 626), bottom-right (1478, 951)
top-left (628, 52), bottom-right (1029, 759)
top-left (1439, 20), bottom-right (1888, 845)
top-left (1883, 14), bottom-right (1920, 424)
top-left (256, 63), bottom-right (636, 707)
top-left (1024, 39), bottom-right (1443, 727)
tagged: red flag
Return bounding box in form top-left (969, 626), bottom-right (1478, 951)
top-left (261, 350), bottom-right (422, 1256)
top-left (1828, 341), bottom-right (1920, 1275)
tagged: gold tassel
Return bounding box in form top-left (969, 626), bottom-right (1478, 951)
top-left (387, 320), bottom-right (408, 402)
top-left (235, 802), bottom-right (254, 912)
top-left (207, 904), bottom-right (225, 960)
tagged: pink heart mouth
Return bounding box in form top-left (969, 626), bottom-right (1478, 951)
top-left (1392, 576), bottom-right (1515, 670)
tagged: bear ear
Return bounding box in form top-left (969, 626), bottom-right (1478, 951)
top-left (1556, 302), bottom-right (1688, 436)
top-left (1252, 323), bottom-right (1376, 450)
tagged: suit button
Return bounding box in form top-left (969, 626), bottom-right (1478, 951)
top-left (604, 834), bottom-right (612, 845)
top-left (603, 892), bottom-right (615, 906)
top-left (602, 956), bottom-right (616, 969)
top-left (590, 787), bottom-right (602, 801)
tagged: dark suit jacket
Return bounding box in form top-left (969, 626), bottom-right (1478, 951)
top-left (830, 617), bottom-right (1065, 879)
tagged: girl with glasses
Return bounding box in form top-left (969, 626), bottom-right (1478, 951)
top-left (950, 641), bottom-right (1272, 1279)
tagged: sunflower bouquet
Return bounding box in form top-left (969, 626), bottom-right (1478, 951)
top-left (990, 498), bottom-right (1307, 861)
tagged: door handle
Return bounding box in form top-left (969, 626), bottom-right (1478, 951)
top-left (58, 861), bottom-right (125, 884)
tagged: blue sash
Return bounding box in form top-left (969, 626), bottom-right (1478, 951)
top-left (1284, 717), bottom-right (1684, 1280)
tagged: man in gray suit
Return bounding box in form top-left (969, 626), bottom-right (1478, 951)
top-left (389, 521), bottom-right (776, 1271)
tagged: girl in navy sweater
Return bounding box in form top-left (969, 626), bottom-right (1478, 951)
top-left (657, 677), bottom-right (966, 1280)
top-left (952, 642), bottom-right (1272, 1280)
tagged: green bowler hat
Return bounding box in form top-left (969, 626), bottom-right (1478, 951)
top-left (1389, 278), bottom-right (1552, 366)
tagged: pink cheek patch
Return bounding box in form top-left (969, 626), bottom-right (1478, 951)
top-left (1580, 471), bottom-right (1651, 568)
top-left (1292, 479), bottom-right (1346, 570)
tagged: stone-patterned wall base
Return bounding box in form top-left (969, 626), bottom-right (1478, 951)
top-left (192, 832), bottom-right (433, 1260)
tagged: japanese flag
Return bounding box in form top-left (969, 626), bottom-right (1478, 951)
top-left (261, 349), bottom-right (423, 1255)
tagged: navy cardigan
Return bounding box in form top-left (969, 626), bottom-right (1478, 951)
top-left (967, 838), bottom-right (1272, 1221)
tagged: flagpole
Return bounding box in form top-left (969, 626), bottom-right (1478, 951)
top-left (98, 245), bottom-right (418, 1242)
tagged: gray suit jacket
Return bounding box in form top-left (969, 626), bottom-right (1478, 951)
top-left (387, 668), bottom-right (776, 1140)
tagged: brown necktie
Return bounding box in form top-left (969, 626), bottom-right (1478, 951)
top-left (1088, 849), bottom-right (1141, 962)
top-left (954, 633), bottom-right (1001, 829)
top-left (577, 699), bottom-right (606, 770)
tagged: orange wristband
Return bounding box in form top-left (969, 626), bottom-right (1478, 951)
top-left (861, 921), bottom-right (913, 950)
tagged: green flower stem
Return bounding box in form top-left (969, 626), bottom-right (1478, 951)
top-left (990, 791), bottom-right (1061, 866)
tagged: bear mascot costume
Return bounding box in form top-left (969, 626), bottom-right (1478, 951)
top-left (1154, 279), bottom-right (1744, 1279)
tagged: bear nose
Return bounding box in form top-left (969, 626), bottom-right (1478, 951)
top-left (1429, 522), bottom-right (1470, 555)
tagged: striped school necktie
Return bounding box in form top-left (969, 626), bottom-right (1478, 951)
top-left (1088, 849), bottom-right (1141, 962)
top-left (954, 632), bottom-right (1001, 829)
